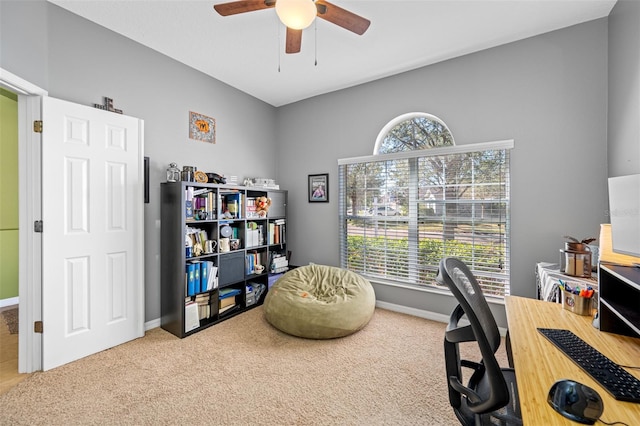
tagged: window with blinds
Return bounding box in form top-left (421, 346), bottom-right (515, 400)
top-left (338, 140), bottom-right (512, 298)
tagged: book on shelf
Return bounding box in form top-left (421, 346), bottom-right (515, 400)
top-left (219, 296), bottom-right (236, 309)
top-left (224, 192), bottom-right (242, 219)
top-left (247, 250), bottom-right (267, 275)
top-left (202, 262), bottom-right (218, 291)
top-left (192, 188), bottom-right (212, 196)
top-left (186, 263), bottom-right (197, 296)
top-left (270, 252), bottom-right (289, 273)
top-left (246, 222), bottom-right (260, 247)
top-left (184, 301), bottom-right (200, 333)
top-left (272, 258), bottom-right (288, 268)
top-left (207, 191), bottom-right (216, 219)
top-left (219, 304), bottom-right (236, 314)
top-left (219, 287), bottom-right (241, 298)
top-left (193, 261), bottom-right (201, 293)
top-left (200, 261), bottom-right (208, 293)
top-left (185, 187), bottom-right (194, 219)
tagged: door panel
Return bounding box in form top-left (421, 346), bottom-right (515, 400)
top-left (42, 96), bottom-right (144, 371)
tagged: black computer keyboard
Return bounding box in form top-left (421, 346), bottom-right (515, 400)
top-left (537, 328), bottom-right (640, 403)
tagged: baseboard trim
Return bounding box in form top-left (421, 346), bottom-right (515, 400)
top-left (375, 300), bottom-right (507, 337)
top-left (144, 318), bottom-right (161, 331)
top-left (375, 300), bottom-right (450, 323)
top-left (0, 297), bottom-right (19, 308)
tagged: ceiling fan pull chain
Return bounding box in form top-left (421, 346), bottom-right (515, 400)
top-left (314, 19), bottom-right (318, 66)
top-left (277, 16), bottom-right (282, 72)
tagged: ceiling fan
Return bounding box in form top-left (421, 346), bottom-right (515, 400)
top-left (213, 0), bottom-right (370, 54)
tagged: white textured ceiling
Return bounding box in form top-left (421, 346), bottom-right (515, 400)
top-left (48, 0), bottom-right (617, 107)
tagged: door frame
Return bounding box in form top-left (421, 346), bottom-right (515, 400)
top-left (1, 67), bottom-right (47, 373)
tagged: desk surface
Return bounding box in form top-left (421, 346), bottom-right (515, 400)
top-left (505, 296), bottom-right (640, 425)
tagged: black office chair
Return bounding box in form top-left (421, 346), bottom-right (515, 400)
top-left (436, 257), bottom-right (522, 426)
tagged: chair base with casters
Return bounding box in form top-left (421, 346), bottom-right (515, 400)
top-left (438, 257), bottom-right (522, 426)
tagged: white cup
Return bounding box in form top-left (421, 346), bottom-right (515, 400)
top-left (219, 238), bottom-right (230, 252)
top-left (205, 240), bottom-right (217, 253)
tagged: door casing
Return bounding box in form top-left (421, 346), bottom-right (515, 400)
top-left (0, 67), bottom-right (47, 373)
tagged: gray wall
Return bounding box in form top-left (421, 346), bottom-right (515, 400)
top-left (1, 1), bottom-right (278, 322)
top-left (608, 0), bottom-right (640, 178)
top-left (276, 19), bottom-right (610, 324)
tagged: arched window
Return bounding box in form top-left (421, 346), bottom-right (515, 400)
top-left (338, 113), bottom-right (512, 298)
top-left (374, 112), bottom-right (455, 155)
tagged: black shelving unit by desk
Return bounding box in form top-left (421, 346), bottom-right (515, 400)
top-left (598, 263), bottom-right (640, 338)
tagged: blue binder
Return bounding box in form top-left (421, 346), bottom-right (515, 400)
top-left (187, 263), bottom-right (197, 296)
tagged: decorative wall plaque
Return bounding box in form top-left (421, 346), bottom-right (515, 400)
top-left (189, 111), bottom-right (216, 143)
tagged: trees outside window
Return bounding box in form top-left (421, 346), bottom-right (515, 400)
top-left (339, 113), bottom-right (512, 297)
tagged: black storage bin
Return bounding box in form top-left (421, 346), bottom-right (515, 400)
top-left (218, 251), bottom-right (245, 287)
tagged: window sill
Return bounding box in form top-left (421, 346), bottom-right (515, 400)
top-left (368, 276), bottom-right (506, 307)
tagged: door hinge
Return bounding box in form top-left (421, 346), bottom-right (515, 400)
top-left (34, 220), bottom-right (43, 233)
top-left (33, 120), bottom-right (43, 133)
top-left (34, 321), bottom-right (43, 333)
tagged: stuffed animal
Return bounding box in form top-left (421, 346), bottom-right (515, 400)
top-left (256, 196), bottom-right (272, 217)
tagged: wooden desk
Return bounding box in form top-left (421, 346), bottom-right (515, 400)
top-left (505, 296), bottom-right (640, 425)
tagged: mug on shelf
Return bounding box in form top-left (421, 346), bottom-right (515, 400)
top-left (219, 238), bottom-right (230, 253)
top-left (205, 240), bottom-right (217, 254)
top-left (230, 238), bottom-right (240, 251)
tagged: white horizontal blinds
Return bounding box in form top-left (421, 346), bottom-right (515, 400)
top-left (339, 141), bottom-right (511, 298)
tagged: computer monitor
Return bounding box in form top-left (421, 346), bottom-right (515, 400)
top-left (607, 174), bottom-right (640, 259)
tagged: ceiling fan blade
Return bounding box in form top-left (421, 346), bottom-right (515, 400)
top-left (285, 27), bottom-right (302, 54)
top-left (213, 0), bottom-right (274, 16)
top-left (315, 0), bottom-right (370, 35)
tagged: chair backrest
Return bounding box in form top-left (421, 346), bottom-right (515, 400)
top-left (437, 257), bottom-right (510, 419)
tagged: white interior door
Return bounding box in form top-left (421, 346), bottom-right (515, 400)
top-left (42, 96), bottom-right (144, 371)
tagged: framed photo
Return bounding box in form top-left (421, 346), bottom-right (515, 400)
top-left (189, 111), bottom-right (216, 143)
top-left (308, 173), bottom-right (329, 203)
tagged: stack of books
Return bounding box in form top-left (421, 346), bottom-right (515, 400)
top-left (219, 288), bottom-right (241, 314)
top-left (195, 293), bottom-right (211, 320)
top-left (270, 253), bottom-right (289, 274)
top-left (245, 197), bottom-right (260, 219)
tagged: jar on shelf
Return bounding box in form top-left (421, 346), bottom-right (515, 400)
top-left (166, 163), bottom-right (181, 182)
top-left (182, 166), bottom-right (195, 182)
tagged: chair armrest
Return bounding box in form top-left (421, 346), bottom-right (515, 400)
top-left (448, 376), bottom-right (482, 404)
top-left (460, 359), bottom-right (482, 370)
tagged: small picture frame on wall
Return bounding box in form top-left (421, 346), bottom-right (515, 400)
top-left (308, 173), bottom-right (329, 203)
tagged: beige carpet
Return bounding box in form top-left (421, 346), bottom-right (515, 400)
top-left (0, 307), bottom-right (18, 335)
top-left (0, 307), bottom-right (507, 425)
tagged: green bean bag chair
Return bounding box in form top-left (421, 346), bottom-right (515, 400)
top-left (264, 264), bottom-right (376, 339)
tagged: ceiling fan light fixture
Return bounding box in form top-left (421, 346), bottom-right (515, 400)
top-left (275, 0), bottom-right (317, 30)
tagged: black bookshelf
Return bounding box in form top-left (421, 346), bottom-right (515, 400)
top-left (160, 182), bottom-right (288, 338)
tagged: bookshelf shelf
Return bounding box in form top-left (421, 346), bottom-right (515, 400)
top-left (598, 264), bottom-right (640, 338)
top-left (160, 182), bottom-right (288, 338)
